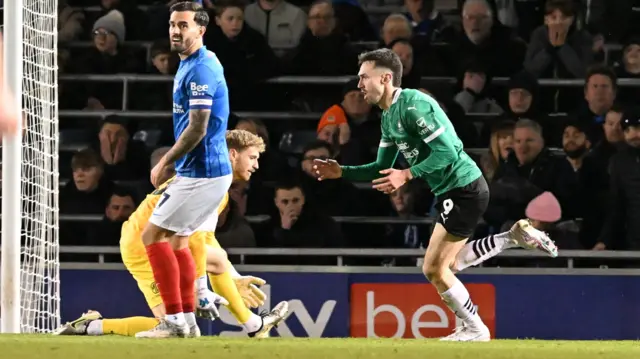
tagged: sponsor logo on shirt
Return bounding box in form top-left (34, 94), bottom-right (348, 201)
top-left (190, 82), bottom-right (209, 97)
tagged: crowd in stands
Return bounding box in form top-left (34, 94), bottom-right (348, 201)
top-left (50, 0), bottom-right (640, 266)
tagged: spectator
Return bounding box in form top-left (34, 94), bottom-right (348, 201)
top-left (389, 39), bottom-right (424, 89)
top-left (480, 120), bottom-right (514, 182)
top-left (205, 0), bottom-right (280, 110)
top-left (562, 121), bottom-right (591, 172)
top-left (380, 14), bottom-right (413, 47)
top-left (287, 0), bottom-right (358, 76)
top-left (503, 71), bottom-right (540, 120)
top-left (91, 116), bottom-right (150, 181)
top-left (130, 39), bottom-right (177, 111)
top-left (579, 105), bottom-right (625, 249)
top-left (72, 10), bottom-right (144, 110)
top-left (243, 0), bottom-right (307, 57)
top-left (260, 181), bottom-right (344, 264)
top-left (614, 36), bottom-right (640, 105)
top-left (454, 61), bottom-right (504, 114)
top-left (524, 0), bottom-right (593, 80)
top-left (446, 0), bottom-right (526, 77)
top-left (297, 140), bottom-right (361, 216)
top-left (594, 108), bottom-right (640, 251)
top-left (87, 187), bottom-right (137, 246)
top-left (484, 119), bottom-right (578, 229)
top-left (60, 148), bottom-right (115, 215)
top-left (575, 65), bottom-right (617, 143)
top-left (316, 79), bottom-right (380, 165)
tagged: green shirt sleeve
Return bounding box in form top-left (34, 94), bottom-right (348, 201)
top-left (341, 133), bottom-right (399, 181)
top-left (403, 100), bottom-right (459, 179)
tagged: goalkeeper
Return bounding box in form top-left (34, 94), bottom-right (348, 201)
top-left (54, 130), bottom-right (288, 338)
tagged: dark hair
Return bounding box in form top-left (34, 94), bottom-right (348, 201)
top-left (274, 180), bottom-right (303, 195)
top-left (214, 0), bottom-right (247, 16)
top-left (358, 48), bottom-right (403, 87)
top-left (109, 186), bottom-right (137, 203)
top-left (71, 148), bottom-right (103, 170)
top-left (585, 65), bottom-right (617, 91)
top-left (544, 0), bottom-right (575, 17)
top-left (170, 1), bottom-right (210, 27)
top-left (302, 140), bottom-right (332, 157)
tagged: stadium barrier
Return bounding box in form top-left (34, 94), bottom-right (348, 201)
top-left (38, 247), bottom-right (640, 340)
top-left (58, 74), bottom-right (640, 111)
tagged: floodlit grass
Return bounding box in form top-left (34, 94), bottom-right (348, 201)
top-left (0, 335), bottom-right (638, 359)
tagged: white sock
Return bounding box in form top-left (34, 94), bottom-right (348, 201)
top-left (86, 319), bottom-right (103, 335)
top-left (165, 312), bottom-right (186, 326)
top-left (440, 279), bottom-right (484, 328)
top-left (242, 313), bottom-right (263, 333)
top-left (454, 232), bottom-right (516, 272)
top-left (184, 312), bottom-right (197, 327)
top-left (196, 275), bottom-right (208, 294)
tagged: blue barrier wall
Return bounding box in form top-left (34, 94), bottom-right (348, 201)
top-left (60, 269), bottom-right (640, 340)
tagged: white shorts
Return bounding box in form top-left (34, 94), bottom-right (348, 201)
top-left (149, 174), bottom-right (232, 236)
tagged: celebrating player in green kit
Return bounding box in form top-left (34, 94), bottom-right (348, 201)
top-left (313, 49), bottom-right (558, 342)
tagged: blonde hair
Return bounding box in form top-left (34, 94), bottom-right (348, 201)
top-left (226, 129), bottom-right (266, 153)
top-left (481, 121), bottom-right (514, 181)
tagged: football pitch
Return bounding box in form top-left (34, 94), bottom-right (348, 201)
top-left (1, 335), bottom-right (638, 359)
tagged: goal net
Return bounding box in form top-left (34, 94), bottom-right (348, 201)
top-left (0, 0), bottom-right (60, 333)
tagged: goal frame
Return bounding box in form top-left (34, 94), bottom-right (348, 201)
top-left (1, 0), bottom-right (24, 334)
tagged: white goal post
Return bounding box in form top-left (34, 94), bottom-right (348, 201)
top-left (1, 0), bottom-right (60, 333)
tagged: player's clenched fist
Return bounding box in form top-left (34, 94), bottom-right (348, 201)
top-left (0, 34), bottom-right (19, 136)
top-left (313, 158), bottom-right (342, 180)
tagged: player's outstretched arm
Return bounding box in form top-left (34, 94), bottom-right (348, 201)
top-left (314, 138), bottom-right (399, 182)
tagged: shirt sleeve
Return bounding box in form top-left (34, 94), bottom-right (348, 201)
top-left (186, 64), bottom-right (218, 110)
top-left (341, 131), bottom-right (399, 181)
top-left (403, 100), bottom-right (459, 179)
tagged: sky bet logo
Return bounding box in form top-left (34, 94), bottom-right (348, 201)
top-left (216, 284), bottom-right (336, 337)
top-left (190, 82), bottom-right (209, 97)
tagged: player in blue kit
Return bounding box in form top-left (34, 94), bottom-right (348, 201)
top-left (136, 1), bottom-right (233, 339)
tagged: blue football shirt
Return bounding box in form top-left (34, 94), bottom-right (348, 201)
top-left (172, 46), bottom-right (232, 178)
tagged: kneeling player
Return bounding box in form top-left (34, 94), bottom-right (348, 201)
top-left (54, 130), bottom-right (288, 338)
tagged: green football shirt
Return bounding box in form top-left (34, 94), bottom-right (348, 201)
top-left (341, 88), bottom-right (482, 195)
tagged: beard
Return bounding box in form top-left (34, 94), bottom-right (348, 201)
top-left (564, 144), bottom-right (588, 159)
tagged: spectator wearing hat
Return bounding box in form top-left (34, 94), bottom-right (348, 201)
top-left (594, 108), bottom-right (640, 251)
top-left (316, 79), bottom-right (380, 165)
top-left (70, 10), bottom-right (144, 109)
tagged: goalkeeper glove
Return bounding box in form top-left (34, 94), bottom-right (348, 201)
top-left (196, 290), bottom-right (229, 321)
top-left (233, 276), bottom-right (267, 308)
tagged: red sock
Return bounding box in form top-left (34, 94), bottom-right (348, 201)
top-left (146, 242), bottom-right (182, 315)
top-left (174, 248), bottom-right (196, 313)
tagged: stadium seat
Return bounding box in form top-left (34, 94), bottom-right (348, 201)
top-left (133, 129), bottom-right (162, 148)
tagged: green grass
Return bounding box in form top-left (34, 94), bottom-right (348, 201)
top-left (0, 335), bottom-right (638, 359)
